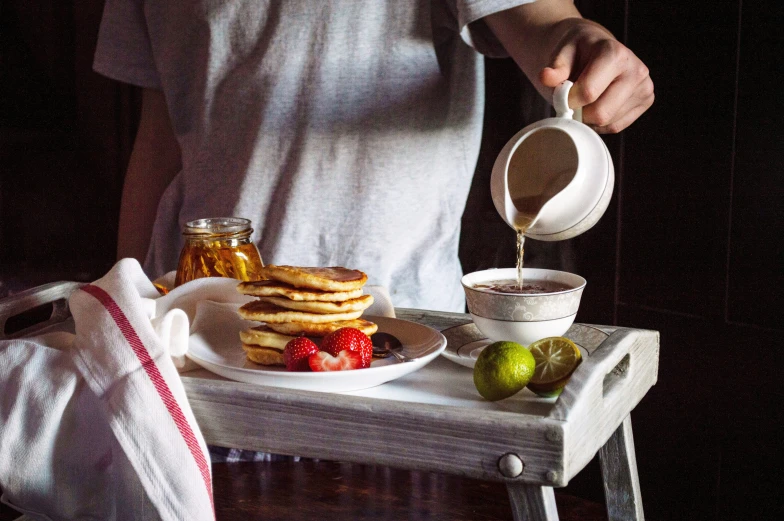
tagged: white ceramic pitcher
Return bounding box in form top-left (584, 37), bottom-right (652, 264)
top-left (490, 80), bottom-right (614, 241)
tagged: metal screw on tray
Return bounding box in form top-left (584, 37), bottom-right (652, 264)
top-left (498, 453), bottom-right (525, 478)
top-left (371, 332), bottom-right (415, 362)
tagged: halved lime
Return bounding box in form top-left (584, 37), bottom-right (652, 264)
top-left (527, 337), bottom-right (582, 398)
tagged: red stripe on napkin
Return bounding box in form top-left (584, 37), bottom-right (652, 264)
top-left (81, 284), bottom-right (214, 515)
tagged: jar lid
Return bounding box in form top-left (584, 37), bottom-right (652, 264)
top-left (182, 217), bottom-right (252, 237)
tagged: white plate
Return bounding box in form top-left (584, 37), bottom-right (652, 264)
top-left (441, 322), bottom-right (611, 369)
top-left (187, 304), bottom-right (446, 392)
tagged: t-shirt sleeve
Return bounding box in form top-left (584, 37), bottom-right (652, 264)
top-left (93, 0), bottom-right (161, 89)
top-left (450, 0), bottom-right (539, 58)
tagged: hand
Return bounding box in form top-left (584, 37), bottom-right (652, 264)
top-left (539, 19), bottom-right (654, 133)
top-left (484, 0), bottom-right (654, 134)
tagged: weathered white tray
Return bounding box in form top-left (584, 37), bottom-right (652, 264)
top-left (183, 309), bottom-right (658, 487)
top-left (1, 282), bottom-right (659, 521)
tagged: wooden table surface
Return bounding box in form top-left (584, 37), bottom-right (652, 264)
top-left (1, 461), bottom-right (607, 521)
top-left (211, 460), bottom-right (608, 520)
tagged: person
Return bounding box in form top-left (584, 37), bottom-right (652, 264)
top-left (95, 0), bottom-right (653, 313)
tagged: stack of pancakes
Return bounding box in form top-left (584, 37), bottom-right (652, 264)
top-left (236, 265), bottom-right (378, 366)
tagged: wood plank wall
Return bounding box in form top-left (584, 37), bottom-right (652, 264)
top-left (0, 0), bottom-right (137, 290)
top-left (585, 1), bottom-right (781, 519)
top-left (466, 1), bottom-right (783, 519)
top-left (1, 1), bottom-right (782, 519)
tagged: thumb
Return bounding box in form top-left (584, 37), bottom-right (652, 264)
top-left (539, 41), bottom-right (577, 88)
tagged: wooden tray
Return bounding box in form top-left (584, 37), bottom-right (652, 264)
top-left (0, 281), bottom-right (659, 491)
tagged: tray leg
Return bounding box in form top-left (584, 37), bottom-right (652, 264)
top-left (599, 414), bottom-right (645, 521)
top-left (506, 483), bottom-right (559, 521)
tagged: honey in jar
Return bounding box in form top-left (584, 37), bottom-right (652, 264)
top-left (174, 217), bottom-right (264, 287)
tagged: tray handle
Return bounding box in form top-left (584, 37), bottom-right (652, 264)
top-left (0, 281), bottom-right (85, 340)
top-left (548, 328), bottom-right (658, 422)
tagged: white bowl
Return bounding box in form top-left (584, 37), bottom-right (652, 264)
top-left (461, 268), bottom-right (586, 346)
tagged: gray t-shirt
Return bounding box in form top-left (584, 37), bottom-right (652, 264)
top-left (94, 0), bottom-right (534, 312)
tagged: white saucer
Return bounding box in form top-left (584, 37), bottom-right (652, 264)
top-left (441, 322), bottom-right (611, 369)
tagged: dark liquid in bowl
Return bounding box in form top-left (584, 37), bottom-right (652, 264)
top-left (474, 279), bottom-right (573, 295)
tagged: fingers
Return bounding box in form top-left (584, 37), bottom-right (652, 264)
top-left (539, 39), bottom-right (577, 88)
top-left (539, 21), bottom-right (654, 133)
top-left (575, 41), bottom-right (654, 131)
top-left (571, 39), bottom-right (631, 109)
top-left (590, 89), bottom-right (654, 134)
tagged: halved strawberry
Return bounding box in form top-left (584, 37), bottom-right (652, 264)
top-left (320, 327), bottom-right (373, 368)
top-left (284, 337), bottom-right (320, 372)
top-left (308, 350), bottom-right (364, 372)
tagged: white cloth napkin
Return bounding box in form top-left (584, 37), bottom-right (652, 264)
top-left (0, 259), bottom-right (214, 520)
top-left (0, 260), bottom-right (396, 518)
top-left (0, 259), bottom-right (395, 521)
top-left (364, 285), bottom-right (396, 318)
top-left (153, 276), bottom-right (254, 373)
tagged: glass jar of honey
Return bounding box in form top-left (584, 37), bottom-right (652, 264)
top-left (174, 217), bottom-right (264, 287)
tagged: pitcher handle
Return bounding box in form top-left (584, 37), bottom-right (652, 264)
top-left (553, 80), bottom-right (583, 123)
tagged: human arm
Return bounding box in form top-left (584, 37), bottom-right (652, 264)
top-left (483, 0), bottom-right (654, 133)
top-left (116, 88), bottom-right (182, 262)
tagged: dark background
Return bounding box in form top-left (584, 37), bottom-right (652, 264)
top-left (1, 1), bottom-right (782, 520)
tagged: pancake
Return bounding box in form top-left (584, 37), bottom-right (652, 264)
top-left (256, 265), bottom-right (368, 292)
top-left (242, 344), bottom-right (286, 366)
top-left (239, 326), bottom-right (297, 350)
top-left (255, 294), bottom-right (373, 314)
top-left (238, 300), bottom-right (363, 323)
top-left (266, 318), bottom-right (378, 337)
top-left (237, 280), bottom-right (363, 301)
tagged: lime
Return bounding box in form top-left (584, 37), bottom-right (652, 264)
top-left (473, 341), bottom-right (536, 401)
top-left (527, 337), bottom-right (582, 398)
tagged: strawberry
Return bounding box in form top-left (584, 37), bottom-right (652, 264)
top-left (308, 350), bottom-right (363, 372)
top-left (283, 337), bottom-right (320, 372)
top-left (320, 327), bottom-right (373, 368)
